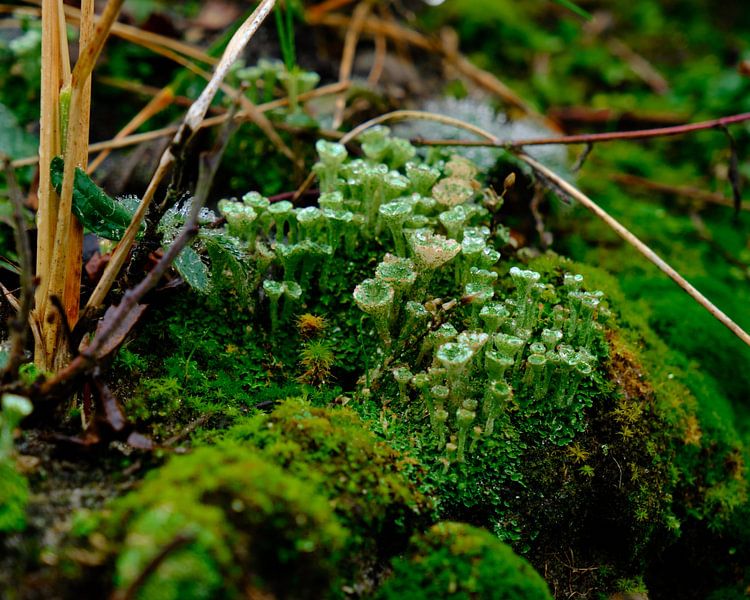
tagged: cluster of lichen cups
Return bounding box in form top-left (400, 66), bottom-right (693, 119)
top-left (358, 256), bottom-right (605, 467)
top-left (217, 127), bottom-right (492, 332)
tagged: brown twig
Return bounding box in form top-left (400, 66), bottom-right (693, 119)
top-left (1, 158), bottom-right (35, 382)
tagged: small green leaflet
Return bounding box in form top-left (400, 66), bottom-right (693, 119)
top-left (174, 245), bottom-right (210, 293)
top-left (50, 156), bottom-right (142, 240)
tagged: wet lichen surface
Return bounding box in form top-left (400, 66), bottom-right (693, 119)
top-left (1, 1), bottom-right (750, 599)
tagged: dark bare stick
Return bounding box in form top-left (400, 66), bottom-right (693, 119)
top-left (1, 158), bottom-right (35, 382)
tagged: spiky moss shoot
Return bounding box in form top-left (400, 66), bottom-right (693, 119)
top-left (296, 312), bottom-right (327, 339)
top-left (375, 522), bottom-right (552, 600)
top-left (0, 461), bottom-right (28, 532)
top-left (219, 398), bottom-right (433, 585)
top-left (102, 445), bottom-right (345, 600)
top-left (298, 340), bottom-right (335, 387)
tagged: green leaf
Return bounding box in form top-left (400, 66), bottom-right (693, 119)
top-left (174, 245), bottom-right (210, 293)
top-left (553, 0), bottom-right (591, 19)
top-left (50, 156), bottom-right (141, 240)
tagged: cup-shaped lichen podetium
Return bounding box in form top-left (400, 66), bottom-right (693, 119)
top-left (485, 350), bottom-right (514, 382)
top-left (523, 353), bottom-right (549, 403)
top-left (263, 280), bottom-right (285, 334)
top-left (436, 342), bottom-right (475, 399)
top-left (438, 205), bottom-right (468, 241)
top-left (242, 191), bottom-right (271, 235)
top-left (430, 384), bottom-right (450, 447)
top-left (323, 208), bottom-right (354, 256)
top-left (392, 367), bottom-right (413, 403)
top-left (376, 255), bottom-right (417, 326)
top-left (406, 162), bottom-right (440, 196)
top-left (432, 176), bottom-right (474, 208)
top-left (354, 278), bottom-right (396, 348)
top-left (456, 331), bottom-right (490, 365)
top-left (281, 280), bottom-right (303, 321)
top-left (268, 200), bottom-right (297, 243)
top-left (456, 398), bottom-right (478, 462)
top-left (359, 125), bottom-right (392, 163)
top-left (218, 199), bottom-right (258, 246)
top-left (484, 379), bottom-right (512, 435)
top-left (464, 282), bottom-right (494, 327)
top-left (295, 206), bottom-right (323, 241)
top-left (480, 302), bottom-right (509, 334)
top-left (541, 328), bottom-right (563, 351)
top-left (314, 140), bottom-right (348, 192)
top-left (379, 200), bottom-right (414, 257)
top-left (408, 230), bottom-right (461, 292)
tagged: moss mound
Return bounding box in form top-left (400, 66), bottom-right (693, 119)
top-left (376, 521), bottom-right (552, 600)
top-left (105, 445), bottom-right (346, 600)
top-left (218, 398), bottom-right (432, 570)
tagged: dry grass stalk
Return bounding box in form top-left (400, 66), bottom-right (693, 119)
top-left (307, 11), bottom-right (555, 129)
top-left (33, 0), bottom-right (69, 368)
top-left (331, 0), bottom-right (373, 129)
top-left (21, 0), bottom-right (218, 66)
top-left (36, 0), bottom-right (124, 370)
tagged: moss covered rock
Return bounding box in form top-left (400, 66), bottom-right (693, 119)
top-left (106, 445), bottom-right (346, 600)
top-left (218, 398), bottom-right (432, 572)
top-left (376, 521), bottom-right (552, 599)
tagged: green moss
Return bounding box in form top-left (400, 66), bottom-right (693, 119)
top-left (0, 461), bottom-right (28, 533)
top-left (105, 445), bottom-right (346, 599)
top-left (218, 398), bottom-right (432, 567)
top-left (376, 521), bottom-right (552, 600)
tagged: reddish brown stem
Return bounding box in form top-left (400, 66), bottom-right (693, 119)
top-left (411, 111), bottom-right (750, 148)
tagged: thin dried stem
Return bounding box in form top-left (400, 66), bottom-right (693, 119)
top-left (308, 11), bottom-right (552, 127)
top-left (21, 0), bottom-right (218, 66)
top-left (62, 0), bottom-right (94, 332)
top-left (33, 0), bottom-right (68, 368)
top-left (339, 109), bottom-right (498, 145)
